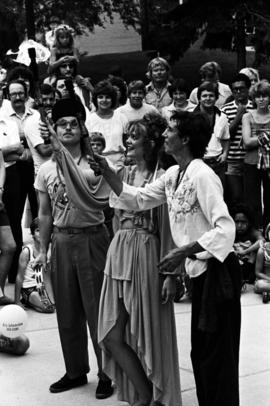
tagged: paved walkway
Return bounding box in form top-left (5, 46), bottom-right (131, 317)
top-left (1, 280), bottom-right (269, 406)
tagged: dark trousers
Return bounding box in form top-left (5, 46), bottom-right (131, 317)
top-left (191, 253), bottom-right (242, 406)
top-left (51, 225), bottom-right (110, 379)
top-left (244, 163), bottom-right (270, 230)
top-left (16, 160), bottom-right (38, 221)
top-left (2, 165), bottom-right (22, 282)
top-left (2, 161), bottom-right (37, 282)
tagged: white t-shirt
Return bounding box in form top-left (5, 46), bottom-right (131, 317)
top-left (204, 111), bottom-right (230, 158)
top-left (161, 101), bottom-right (195, 123)
top-left (87, 111), bottom-right (128, 165)
top-left (116, 100), bottom-right (159, 123)
top-left (24, 111), bottom-right (51, 175)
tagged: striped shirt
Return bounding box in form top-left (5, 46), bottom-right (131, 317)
top-left (221, 100), bottom-right (253, 161)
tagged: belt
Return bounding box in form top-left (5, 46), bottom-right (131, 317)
top-left (53, 224), bottom-right (103, 234)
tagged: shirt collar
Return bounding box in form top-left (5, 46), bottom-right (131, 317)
top-left (9, 104), bottom-right (33, 119)
top-left (146, 81), bottom-right (170, 91)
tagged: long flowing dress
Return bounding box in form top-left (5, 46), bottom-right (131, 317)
top-left (98, 166), bottom-right (182, 406)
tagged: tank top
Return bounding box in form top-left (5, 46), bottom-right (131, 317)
top-left (22, 244), bottom-right (37, 289)
top-left (245, 111), bottom-right (270, 165)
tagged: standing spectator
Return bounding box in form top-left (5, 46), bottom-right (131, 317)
top-left (24, 84), bottom-right (54, 177)
top-left (89, 110), bottom-right (241, 406)
top-left (221, 74), bottom-right (253, 209)
top-left (189, 61), bottom-right (232, 108)
top-left (0, 149), bottom-right (16, 305)
top-left (34, 98), bottom-right (113, 399)
top-left (239, 67), bottom-right (260, 87)
top-left (7, 66), bottom-right (37, 109)
top-left (161, 78), bottom-right (194, 123)
top-left (116, 80), bottom-right (159, 123)
top-left (194, 81), bottom-right (230, 185)
top-left (242, 80), bottom-right (270, 230)
top-left (108, 76), bottom-right (127, 108)
top-left (5, 79), bottom-right (38, 222)
top-left (88, 80), bottom-right (127, 166)
top-left (0, 82), bottom-right (26, 284)
top-left (145, 57), bottom-right (172, 112)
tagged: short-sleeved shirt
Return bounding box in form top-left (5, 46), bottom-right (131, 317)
top-left (24, 112), bottom-right (50, 175)
top-left (204, 111), bottom-right (230, 158)
top-left (35, 158), bottom-right (104, 227)
top-left (145, 81), bottom-right (172, 112)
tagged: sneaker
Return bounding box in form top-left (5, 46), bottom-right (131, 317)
top-left (49, 373), bottom-right (87, 393)
top-left (262, 292), bottom-right (270, 304)
top-left (95, 379), bottom-right (114, 399)
top-left (0, 296), bottom-right (14, 306)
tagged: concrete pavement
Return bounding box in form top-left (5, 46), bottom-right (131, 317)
top-left (1, 282), bottom-right (270, 406)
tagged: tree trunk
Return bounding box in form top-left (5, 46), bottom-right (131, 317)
top-left (235, 13), bottom-right (246, 70)
top-left (140, 0), bottom-right (151, 50)
top-left (25, 0), bottom-right (35, 40)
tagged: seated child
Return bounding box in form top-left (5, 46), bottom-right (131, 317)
top-left (232, 204), bottom-right (264, 284)
top-left (15, 218), bottom-right (55, 313)
top-left (254, 224), bottom-right (270, 303)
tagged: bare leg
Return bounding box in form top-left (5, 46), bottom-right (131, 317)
top-left (28, 291), bottom-right (55, 313)
top-left (103, 300), bottom-right (152, 404)
top-left (0, 226), bottom-right (16, 294)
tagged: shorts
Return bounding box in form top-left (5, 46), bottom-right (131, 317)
top-left (21, 286), bottom-right (37, 305)
top-left (0, 209), bottom-right (10, 227)
top-left (226, 161), bottom-right (244, 177)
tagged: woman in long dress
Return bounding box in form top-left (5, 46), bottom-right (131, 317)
top-left (98, 114), bottom-right (182, 406)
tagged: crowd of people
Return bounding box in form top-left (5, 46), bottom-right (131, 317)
top-left (0, 17), bottom-right (270, 406)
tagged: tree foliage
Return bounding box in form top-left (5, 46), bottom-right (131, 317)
top-left (147, 0), bottom-right (270, 67)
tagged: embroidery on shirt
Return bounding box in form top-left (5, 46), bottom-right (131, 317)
top-left (166, 175), bottom-right (199, 221)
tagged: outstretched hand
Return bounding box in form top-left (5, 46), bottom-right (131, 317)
top-left (87, 153), bottom-right (110, 175)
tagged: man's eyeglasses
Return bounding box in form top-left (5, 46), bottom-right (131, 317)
top-left (232, 87), bottom-right (246, 93)
top-left (56, 119), bottom-right (79, 129)
top-left (9, 91), bottom-right (25, 98)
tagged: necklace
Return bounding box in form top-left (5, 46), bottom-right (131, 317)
top-left (174, 161), bottom-right (192, 192)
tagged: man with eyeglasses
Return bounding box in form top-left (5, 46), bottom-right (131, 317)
top-left (34, 98), bottom-right (113, 400)
top-left (221, 73), bottom-right (253, 209)
top-left (1, 79), bottom-right (39, 282)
